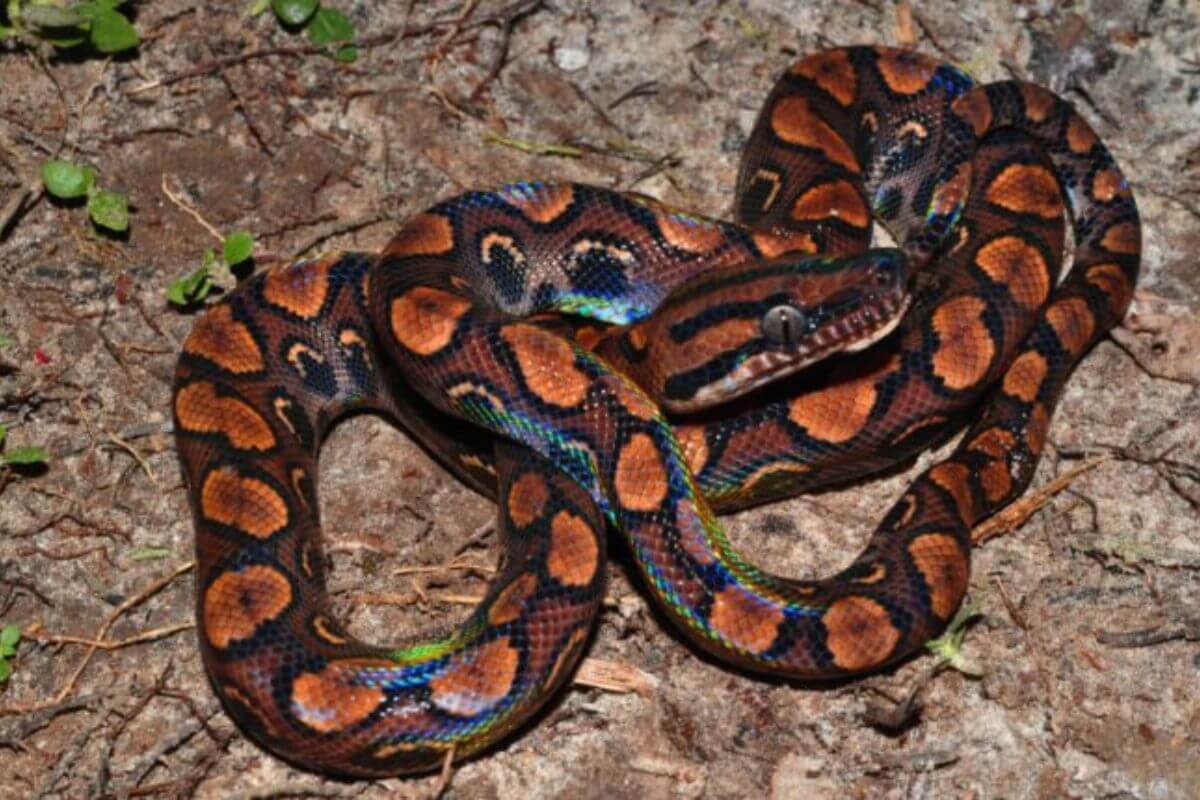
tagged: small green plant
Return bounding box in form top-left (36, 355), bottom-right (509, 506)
top-left (925, 599), bottom-right (984, 677)
top-left (0, 423), bottom-right (48, 468)
top-left (483, 130), bottom-right (585, 158)
top-left (41, 158), bottom-right (130, 233)
top-left (128, 545), bottom-right (171, 561)
top-left (0, 625), bottom-right (18, 683)
top-left (1, 1), bottom-right (139, 54)
top-left (248, 0), bottom-right (357, 62)
top-left (734, 12), bottom-right (767, 43)
top-left (167, 230), bottom-right (255, 307)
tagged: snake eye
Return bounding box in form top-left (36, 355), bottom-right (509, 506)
top-left (762, 305), bottom-right (808, 346)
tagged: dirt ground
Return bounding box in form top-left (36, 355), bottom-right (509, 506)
top-left (1, 1), bottom-right (1199, 798)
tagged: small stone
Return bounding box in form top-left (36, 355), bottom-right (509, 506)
top-left (553, 23), bottom-right (592, 72)
top-left (553, 45), bottom-right (590, 72)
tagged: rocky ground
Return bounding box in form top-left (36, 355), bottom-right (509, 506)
top-left (1, 1), bottom-right (1198, 798)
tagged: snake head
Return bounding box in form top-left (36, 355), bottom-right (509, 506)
top-left (597, 249), bottom-right (912, 414)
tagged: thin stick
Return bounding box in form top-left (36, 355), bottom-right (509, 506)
top-left (971, 456), bottom-right (1110, 544)
top-left (103, 432), bottom-right (158, 488)
top-left (126, 21), bottom-right (445, 95)
top-left (574, 657), bottom-right (657, 696)
top-left (430, 745), bottom-right (457, 799)
top-left (28, 621), bottom-right (194, 651)
top-left (160, 175), bottom-right (223, 243)
top-left (0, 182), bottom-right (41, 240)
top-left (0, 561), bottom-right (194, 717)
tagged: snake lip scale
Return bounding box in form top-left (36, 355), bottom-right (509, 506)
top-left (652, 249), bottom-right (915, 412)
top-left (689, 290), bottom-right (911, 413)
top-left (174, 46), bottom-right (1139, 776)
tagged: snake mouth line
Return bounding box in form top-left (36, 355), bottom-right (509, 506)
top-left (681, 292), bottom-right (910, 411)
top-left (841, 294), bottom-right (909, 352)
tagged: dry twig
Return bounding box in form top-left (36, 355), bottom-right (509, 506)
top-left (971, 456), bottom-right (1110, 544)
top-left (0, 562), bottom-right (195, 718)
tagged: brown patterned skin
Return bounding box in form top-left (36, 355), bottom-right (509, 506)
top-left (173, 47), bottom-right (1139, 776)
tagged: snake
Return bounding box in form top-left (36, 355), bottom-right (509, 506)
top-left (172, 47), bottom-right (1140, 776)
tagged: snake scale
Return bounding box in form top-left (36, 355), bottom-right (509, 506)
top-left (172, 47), bottom-right (1140, 776)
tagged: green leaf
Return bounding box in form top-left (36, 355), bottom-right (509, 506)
top-left (128, 546), bottom-right (171, 561)
top-left (0, 625), bottom-right (18, 654)
top-left (167, 265), bottom-right (213, 307)
top-left (88, 189), bottom-right (129, 232)
top-left (0, 334), bottom-right (14, 350)
top-left (482, 130), bottom-right (584, 158)
top-left (0, 429), bottom-right (47, 467)
top-left (334, 44), bottom-right (357, 63)
top-left (0, 24), bottom-right (18, 38)
top-left (41, 159), bottom-right (93, 199)
top-left (21, 5), bottom-right (87, 27)
top-left (247, 0), bottom-right (271, 16)
top-left (3, 446), bottom-right (48, 465)
top-left (72, 0), bottom-right (125, 13)
top-left (222, 231), bottom-right (254, 265)
top-left (306, 6), bottom-right (354, 45)
top-left (72, 1), bottom-right (103, 18)
top-left (88, 8), bottom-right (139, 53)
top-left (0, 659), bottom-right (11, 683)
top-left (44, 32), bottom-right (89, 48)
top-left (734, 13), bottom-right (767, 41)
top-left (272, 0), bottom-right (317, 27)
top-left (925, 599), bottom-right (984, 677)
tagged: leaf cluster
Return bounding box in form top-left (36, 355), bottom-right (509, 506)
top-left (41, 158), bottom-right (129, 232)
top-left (253, 0), bottom-right (357, 62)
top-left (1, 0), bottom-right (138, 54)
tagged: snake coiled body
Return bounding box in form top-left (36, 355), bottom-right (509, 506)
top-left (173, 47), bottom-right (1140, 776)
